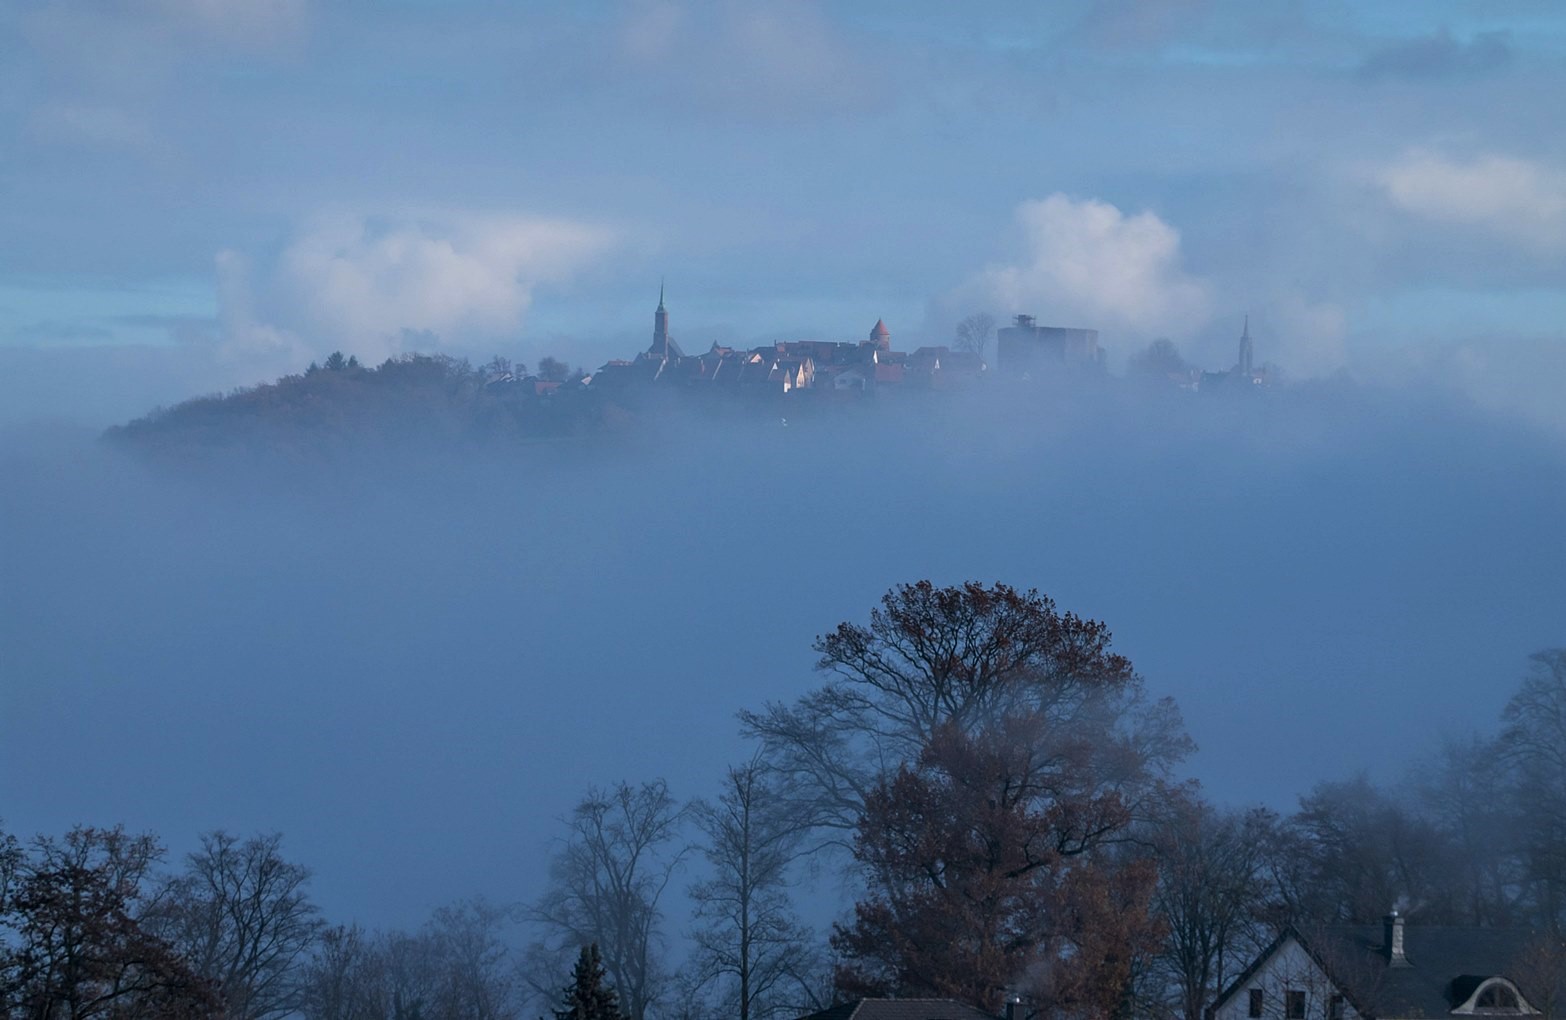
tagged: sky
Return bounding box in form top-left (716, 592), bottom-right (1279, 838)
top-left (2, 0), bottom-right (1566, 935)
top-left (2, 1), bottom-right (1566, 432)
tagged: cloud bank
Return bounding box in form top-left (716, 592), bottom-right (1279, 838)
top-left (219, 211), bottom-right (615, 366)
top-left (969, 194), bottom-right (1213, 338)
top-left (1376, 150), bottom-right (1566, 253)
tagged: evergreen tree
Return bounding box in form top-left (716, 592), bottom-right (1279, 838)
top-left (555, 944), bottom-right (623, 1020)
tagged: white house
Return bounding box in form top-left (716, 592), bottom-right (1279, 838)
top-left (1210, 914), bottom-right (1563, 1020)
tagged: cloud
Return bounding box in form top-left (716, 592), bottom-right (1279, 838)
top-left (1376, 150), bottom-right (1566, 252)
top-left (611, 0), bottom-right (879, 119)
top-left (968, 194), bottom-right (1212, 338)
top-left (219, 211), bottom-right (615, 365)
top-left (1359, 29), bottom-right (1511, 81)
top-left (151, 0), bottom-right (309, 47)
top-left (19, 0), bottom-right (308, 151)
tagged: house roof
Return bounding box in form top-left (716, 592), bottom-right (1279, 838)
top-left (795, 998), bottom-right (999, 1020)
top-left (1212, 925), bottom-right (1565, 1020)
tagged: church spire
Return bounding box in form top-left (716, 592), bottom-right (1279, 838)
top-left (1237, 313), bottom-right (1254, 377)
top-left (648, 280), bottom-right (680, 360)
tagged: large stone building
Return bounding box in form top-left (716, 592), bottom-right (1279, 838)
top-left (995, 315), bottom-right (1103, 378)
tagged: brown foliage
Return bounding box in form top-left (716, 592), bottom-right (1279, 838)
top-left (0, 826), bottom-right (222, 1019)
top-left (832, 721), bottom-right (1163, 1017)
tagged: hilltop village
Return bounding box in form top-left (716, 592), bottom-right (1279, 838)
top-left (109, 291), bottom-right (1272, 451)
top-left (497, 290), bottom-right (1269, 403)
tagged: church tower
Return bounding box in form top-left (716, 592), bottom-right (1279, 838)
top-left (652, 282), bottom-right (670, 357)
top-left (869, 318), bottom-right (891, 351)
top-left (1237, 315), bottom-right (1254, 378)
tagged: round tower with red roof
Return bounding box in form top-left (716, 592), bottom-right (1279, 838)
top-left (869, 318), bottom-right (891, 351)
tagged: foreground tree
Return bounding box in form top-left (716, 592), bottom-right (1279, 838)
top-left (555, 945), bottom-right (623, 1020)
top-left (1501, 649), bottom-right (1566, 930)
top-left (528, 782), bottom-right (688, 1020)
top-left (832, 718), bottom-right (1165, 1016)
top-left (0, 826), bottom-right (220, 1018)
top-left (741, 581), bottom-right (1191, 841)
top-left (298, 899), bottom-right (520, 1020)
top-left (1271, 775), bottom-right (1453, 926)
top-left (151, 831), bottom-right (322, 1020)
top-left (686, 760), bottom-right (818, 1020)
top-left (1150, 803), bottom-right (1276, 1020)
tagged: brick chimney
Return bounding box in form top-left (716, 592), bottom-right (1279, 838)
top-left (1383, 910), bottom-right (1410, 967)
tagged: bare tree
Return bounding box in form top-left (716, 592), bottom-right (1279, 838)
top-left (0, 826), bottom-right (220, 1018)
top-left (299, 901), bottom-right (521, 1020)
top-left (739, 581), bottom-right (1192, 845)
top-left (528, 781), bottom-right (689, 1020)
top-left (1129, 339), bottom-right (1190, 379)
top-left (686, 759), bottom-right (820, 1020)
top-left (1271, 776), bottom-right (1452, 926)
top-left (1501, 649), bottom-right (1566, 931)
top-left (423, 898), bottom-right (520, 1020)
top-left (1151, 802), bottom-right (1276, 1020)
top-left (954, 313), bottom-right (995, 362)
top-left (1410, 735), bottom-right (1526, 926)
top-left (152, 830), bottom-right (323, 1020)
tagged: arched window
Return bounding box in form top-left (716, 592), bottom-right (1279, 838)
top-left (1476, 985), bottom-right (1519, 1010)
top-left (1454, 977), bottom-right (1535, 1015)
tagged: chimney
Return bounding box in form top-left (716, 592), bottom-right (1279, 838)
top-left (1005, 999), bottom-right (1024, 1020)
top-left (1383, 910), bottom-right (1409, 967)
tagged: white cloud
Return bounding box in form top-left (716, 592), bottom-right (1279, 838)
top-left (1376, 150), bottom-right (1566, 252)
top-left (971, 194), bottom-right (1212, 337)
top-left (613, 0), bottom-right (878, 118)
top-left (219, 211), bottom-right (615, 365)
top-left (153, 0), bottom-right (309, 47)
top-left (20, 0), bottom-right (308, 151)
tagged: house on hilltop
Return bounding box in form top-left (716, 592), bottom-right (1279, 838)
top-left (1209, 914), bottom-right (1564, 1020)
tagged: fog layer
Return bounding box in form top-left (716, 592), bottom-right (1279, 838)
top-left (2, 382), bottom-right (1563, 930)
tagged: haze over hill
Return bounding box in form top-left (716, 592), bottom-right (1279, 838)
top-left (4, 4), bottom-right (1566, 1017)
top-left (5, 371), bottom-right (1563, 934)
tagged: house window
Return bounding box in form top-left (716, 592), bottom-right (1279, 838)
top-left (1477, 986), bottom-right (1520, 1010)
top-left (1249, 991), bottom-right (1264, 1018)
top-left (1329, 995), bottom-right (1345, 1020)
top-left (1286, 991), bottom-right (1307, 1020)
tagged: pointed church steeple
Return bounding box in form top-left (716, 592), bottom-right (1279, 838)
top-left (1237, 314), bottom-right (1254, 377)
top-left (647, 280), bottom-right (682, 360)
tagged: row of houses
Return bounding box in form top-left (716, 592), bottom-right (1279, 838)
top-left (588, 292), bottom-right (987, 397)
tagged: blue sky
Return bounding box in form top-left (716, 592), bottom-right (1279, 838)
top-left (3, 0), bottom-right (1565, 429)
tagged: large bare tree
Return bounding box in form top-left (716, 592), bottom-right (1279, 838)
top-left (298, 899), bottom-right (521, 1020)
top-left (1150, 802), bottom-right (1277, 1020)
top-left (739, 581), bottom-right (1192, 846)
top-left (152, 830), bottom-right (322, 1020)
top-left (686, 759), bottom-right (820, 1020)
top-left (528, 781), bottom-right (689, 1020)
top-left (0, 826), bottom-right (219, 1018)
top-left (1501, 649), bottom-right (1566, 930)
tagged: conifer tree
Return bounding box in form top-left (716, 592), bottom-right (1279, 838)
top-left (555, 944), bottom-right (623, 1020)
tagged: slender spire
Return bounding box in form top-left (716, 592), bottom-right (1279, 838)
top-left (1237, 312), bottom-right (1254, 377)
top-left (658, 278), bottom-right (665, 312)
